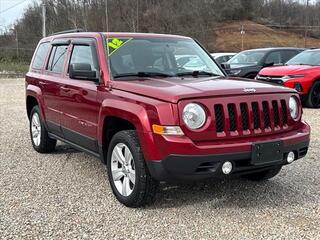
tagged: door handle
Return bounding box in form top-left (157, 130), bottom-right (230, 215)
top-left (60, 86), bottom-right (71, 92)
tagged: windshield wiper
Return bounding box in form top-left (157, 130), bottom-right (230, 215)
top-left (113, 72), bottom-right (174, 79)
top-left (176, 71), bottom-right (221, 77)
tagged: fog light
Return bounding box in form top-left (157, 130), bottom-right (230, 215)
top-left (222, 161), bottom-right (233, 175)
top-left (287, 151), bottom-right (295, 164)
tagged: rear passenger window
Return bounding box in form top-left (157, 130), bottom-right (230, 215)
top-left (69, 45), bottom-right (95, 70)
top-left (31, 42), bottom-right (50, 69)
top-left (47, 45), bottom-right (68, 73)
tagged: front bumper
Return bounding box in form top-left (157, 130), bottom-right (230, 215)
top-left (146, 139), bottom-right (310, 181)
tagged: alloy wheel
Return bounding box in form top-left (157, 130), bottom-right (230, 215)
top-left (31, 113), bottom-right (41, 147)
top-left (111, 143), bottom-right (136, 197)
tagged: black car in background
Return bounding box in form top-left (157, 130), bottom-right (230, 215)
top-left (223, 47), bottom-right (304, 79)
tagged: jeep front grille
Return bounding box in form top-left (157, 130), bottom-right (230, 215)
top-left (213, 98), bottom-right (289, 135)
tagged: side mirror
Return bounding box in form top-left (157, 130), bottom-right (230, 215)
top-left (263, 62), bottom-right (274, 68)
top-left (220, 63), bottom-right (230, 70)
top-left (69, 63), bottom-right (98, 81)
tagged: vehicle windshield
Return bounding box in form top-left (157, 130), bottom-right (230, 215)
top-left (286, 50), bottom-right (320, 66)
top-left (105, 36), bottom-right (224, 78)
top-left (228, 50), bottom-right (267, 65)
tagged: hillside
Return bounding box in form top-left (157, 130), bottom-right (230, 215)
top-left (213, 21), bottom-right (320, 52)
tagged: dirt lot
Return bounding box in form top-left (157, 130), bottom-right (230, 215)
top-left (0, 78), bottom-right (319, 239)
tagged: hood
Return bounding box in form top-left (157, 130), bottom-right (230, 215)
top-left (112, 76), bottom-right (295, 103)
top-left (259, 64), bottom-right (319, 76)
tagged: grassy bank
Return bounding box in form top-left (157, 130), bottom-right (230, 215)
top-left (0, 61), bottom-right (29, 74)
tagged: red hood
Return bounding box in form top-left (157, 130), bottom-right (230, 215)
top-left (259, 64), bottom-right (320, 76)
top-left (112, 76), bottom-right (295, 103)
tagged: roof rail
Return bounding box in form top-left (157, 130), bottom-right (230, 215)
top-left (49, 29), bottom-right (85, 36)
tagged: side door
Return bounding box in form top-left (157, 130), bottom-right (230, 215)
top-left (42, 39), bottom-right (70, 136)
top-left (59, 38), bottom-right (100, 153)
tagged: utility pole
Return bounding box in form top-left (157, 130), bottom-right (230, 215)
top-left (136, 0), bottom-right (139, 32)
top-left (105, 0), bottom-right (109, 32)
top-left (83, 0), bottom-right (88, 31)
top-left (240, 25), bottom-right (245, 51)
top-left (304, 0), bottom-right (309, 47)
top-left (42, 0), bottom-right (46, 37)
top-left (279, 0), bottom-right (283, 29)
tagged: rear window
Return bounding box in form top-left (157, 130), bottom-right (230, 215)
top-left (31, 42), bottom-right (50, 69)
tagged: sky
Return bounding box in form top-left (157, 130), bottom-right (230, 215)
top-left (0, 0), bottom-right (39, 32)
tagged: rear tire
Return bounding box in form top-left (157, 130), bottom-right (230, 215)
top-left (306, 81), bottom-right (320, 108)
top-left (107, 130), bottom-right (159, 208)
top-left (29, 106), bottom-right (56, 153)
top-left (242, 166), bottom-right (282, 181)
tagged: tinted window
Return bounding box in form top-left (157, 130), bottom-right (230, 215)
top-left (282, 50), bottom-right (299, 63)
top-left (47, 45), bottom-right (68, 73)
top-left (69, 45), bottom-right (95, 70)
top-left (228, 51), bottom-right (266, 65)
top-left (265, 51), bottom-right (281, 64)
top-left (31, 42), bottom-right (50, 69)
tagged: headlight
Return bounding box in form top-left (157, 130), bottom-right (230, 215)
top-left (282, 75), bottom-right (304, 81)
top-left (183, 103), bottom-right (206, 129)
top-left (289, 96), bottom-right (299, 120)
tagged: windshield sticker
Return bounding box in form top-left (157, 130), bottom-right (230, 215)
top-left (107, 38), bottom-right (132, 56)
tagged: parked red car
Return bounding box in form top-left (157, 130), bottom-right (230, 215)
top-left (26, 31), bottom-right (310, 207)
top-left (256, 49), bottom-right (320, 108)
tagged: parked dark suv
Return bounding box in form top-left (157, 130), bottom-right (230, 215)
top-left (224, 47), bottom-right (304, 79)
top-left (26, 32), bottom-right (310, 207)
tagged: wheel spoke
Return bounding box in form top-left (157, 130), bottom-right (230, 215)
top-left (33, 114), bottom-right (40, 127)
top-left (32, 129), bottom-right (37, 138)
top-left (113, 145), bottom-right (125, 164)
top-left (124, 146), bottom-right (132, 163)
top-left (34, 136), bottom-right (39, 146)
top-left (128, 170), bottom-right (135, 185)
top-left (32, 118), bottom-right (37, 127)
top-left (122, 176), bottom-right (130, 196)
top-left (112, 169), bottom-right (124, 181)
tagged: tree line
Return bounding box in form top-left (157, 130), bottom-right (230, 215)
top-left (1, 0), bottom-right (320, 63)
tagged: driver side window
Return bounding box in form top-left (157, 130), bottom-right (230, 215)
top-left (69, 45), bottom-right (95, 71)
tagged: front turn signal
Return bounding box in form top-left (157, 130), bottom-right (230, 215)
top-left (152, 125), bottom-right (184, 136)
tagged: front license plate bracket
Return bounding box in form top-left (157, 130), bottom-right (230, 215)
top-left (251, 141), bottom-right (283, 165)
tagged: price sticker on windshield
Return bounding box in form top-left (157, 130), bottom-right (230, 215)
top-left (107, 38), bottom-right (132, 55)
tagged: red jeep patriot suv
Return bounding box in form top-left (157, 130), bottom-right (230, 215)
top-left (26, 31), bottom-right (310, 207)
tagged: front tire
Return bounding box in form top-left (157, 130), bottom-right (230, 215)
top-left (306, 81), bottom-right (320, 108)
top-left (29, 106), bottom-right (56, 153)
top-left (242, 166), bottom-right (282, 181)
top-left (107, 130), bottom-right (159, 208)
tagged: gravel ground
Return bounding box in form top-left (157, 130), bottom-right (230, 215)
top-left (0, 78), bottom-right (319, 240)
